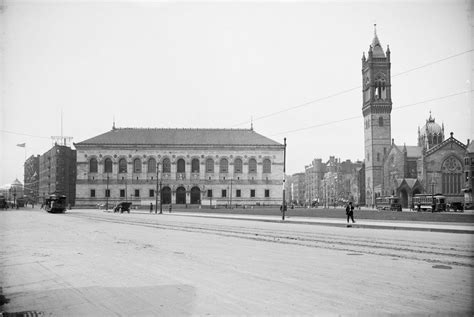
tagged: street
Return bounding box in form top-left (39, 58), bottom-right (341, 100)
top-left (1, 208), bottom-right (473, 316)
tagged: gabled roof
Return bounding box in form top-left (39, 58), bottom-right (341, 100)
top-left (425, 134), bottom-right (467, 156)
top-left (396, 178), bottom-right (423, 191)
top-left (388, 143), bottom-right (421, 159)
top-left (404, 146), bottom-right (422, 158)
top-left (75, 128), bottom-right (282, 147)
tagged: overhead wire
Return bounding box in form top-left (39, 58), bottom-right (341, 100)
top-left (232, 48), bottom-right (474, 128)
top-left (269, 89), bottom-right (473, 136)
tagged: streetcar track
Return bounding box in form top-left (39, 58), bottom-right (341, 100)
top-left (66, 212), bottom-right (474, 268)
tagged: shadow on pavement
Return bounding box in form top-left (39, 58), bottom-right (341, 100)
top-left (2, 284), bottom-right (197, 316)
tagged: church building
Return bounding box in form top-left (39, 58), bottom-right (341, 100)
top-left (362, 27), bottom-right (468, 207)
top-left (74, 127), bottom-right (284, 208)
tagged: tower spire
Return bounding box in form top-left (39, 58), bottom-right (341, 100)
top-left (112, 116), bottom-right (116, 130)
top-left (250, 116), bottom-right (254, 131)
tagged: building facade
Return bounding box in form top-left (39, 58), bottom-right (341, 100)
top-left (289, 172), bottom-right (305, 206)
top-left (39, 144), bottom-right (77, 205)
top-left (463, 141), bottom-right (474, 208)
top-left (74, 128), bottom-right (285, 208)
top-left (24, 155), bottom-right (40, 203)
top-left (304, 159), bottom-right (325, 205)
top-left (362, 27), bottom-right (393, 206)
top-left (361, 30), bottom-right (468, 208)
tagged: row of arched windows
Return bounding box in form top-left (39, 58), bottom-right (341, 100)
top-left (89, 157), bottom-right (272, 174)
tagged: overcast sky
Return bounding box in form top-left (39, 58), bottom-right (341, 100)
top-left (1, 0), bottom-right (473, 186)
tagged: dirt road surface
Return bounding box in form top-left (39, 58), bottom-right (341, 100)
top-left (1, 209), bottom-right (472, 316)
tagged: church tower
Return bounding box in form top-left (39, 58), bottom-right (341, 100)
top-left (362, 25), bottom-right (392, 206)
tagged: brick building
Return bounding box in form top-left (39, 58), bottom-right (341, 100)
top-left (24, 155), bottom-right (40, 203)
top-left (39, 144), bottom-right (77, 206)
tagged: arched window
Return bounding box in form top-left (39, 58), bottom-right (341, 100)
top-left (441, 156), bottom-right (463, 195)
top-left (162, 158), bottom-right (171, 173)
top-left (234, 158), bottom-right (243, 173)
top-left (118, 158), bottom-right (127, 173)
top-left (378, 117), bottom-right (383, 127)
top-left (248, 158), bottom-right (257, 173)
top-left (177, 158), bottom-right (185, 173)
top-left (133, 158), bottom-right (142, 173)
top-left (191, 158), bottom-right (200, 173)
top-left (263, 159), bottom-right (271, 173)
top-left (89, 158), bottom-right (98, 173)
top-left (220, 158), bottom-right (228, 173)
top-left (206, 158), bottom-right (214, 173)
top-left (104, 158), bottom-right (113, 173)
top-left (148, 158), bottom-right (156, 173)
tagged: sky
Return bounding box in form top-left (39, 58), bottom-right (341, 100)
top-left (1, 0), bottom-right (473, 186)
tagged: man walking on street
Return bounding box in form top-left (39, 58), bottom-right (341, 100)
top-left (346, 201), bottom-right (355, 224)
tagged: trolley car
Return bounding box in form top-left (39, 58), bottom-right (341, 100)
top-left (413, 194), bottom-right (446, 212)
top-left (44, 194), bottom-right (67, 213)
top-left (375, 196), bottom-right (402, 211)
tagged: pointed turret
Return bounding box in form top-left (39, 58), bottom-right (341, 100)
top-left (371, 24), bottom-right (385, 58)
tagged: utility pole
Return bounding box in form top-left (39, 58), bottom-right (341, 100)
top-left (106, 173), bottom-right (109, 211)
top-left (155, 162), bottom-right (159, 213)
top-left (159, 164), bottom-right (163, 214)
top-left (282, 137), bottom-right (287, 221)
top-left (229, 177), bottom-right (233, 209)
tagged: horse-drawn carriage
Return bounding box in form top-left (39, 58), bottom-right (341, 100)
top-left (113, 202), bottom-right (132, 213)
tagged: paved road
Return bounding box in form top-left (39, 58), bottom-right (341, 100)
top-left (1, 209), bottom-right (473, 316)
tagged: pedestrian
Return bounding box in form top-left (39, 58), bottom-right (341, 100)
top-left (346, 201), bottom-right (355, 224)
top-left (169, 204), bottom-right (172, 213)
top-left (150, 202), bottom-right (153, 213)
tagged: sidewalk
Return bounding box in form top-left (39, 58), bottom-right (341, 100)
top-left (170, 211), bottom-right (474, 234)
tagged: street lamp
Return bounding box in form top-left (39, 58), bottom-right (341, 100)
top-left (229, 177), bottom-right (233, 209)
top-left (431, 179), bottom-right (436, 212)
top-left (155, 162), bottom-right (162, 214)
top-left (105, 173), bottom-right (109, 211)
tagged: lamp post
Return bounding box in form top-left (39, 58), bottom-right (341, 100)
top-left (431, 179), bottom-right (436, 212)
top-left (155, 162), bottom-right (163, 214)
top-left (229, 177), bottom-right (233, 209)
top-left (155, 162), bottom-right (159, 214)
top-left (106, 173), bottom-right (109, 211)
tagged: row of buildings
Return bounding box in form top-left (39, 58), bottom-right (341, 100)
top-left (286, 28), bottom-right (474, 209)
top-left (7, 28), bottom-right (473, 210)
top-left (19, 127), bottom-right (286, 208)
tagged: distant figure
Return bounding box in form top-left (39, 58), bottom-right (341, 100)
top-left (150, 202), bottom-right (153, 213)
top-left (169, 204), bottom-right (172, 213)
top-left (346, 202), bottom-right (355, 224)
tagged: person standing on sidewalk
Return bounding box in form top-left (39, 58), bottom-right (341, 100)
top-left (346, 202), bottom-right (355, 224)
top-left (150, 202), bottom-right (153, 213)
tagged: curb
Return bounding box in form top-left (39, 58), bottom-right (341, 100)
top-left (171, 213), bottom-right (474, 234)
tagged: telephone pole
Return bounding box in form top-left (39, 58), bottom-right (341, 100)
top-left (155, 162), bottom-right (159, 213)
top-left (282, 137), bottom-right (287, 221)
